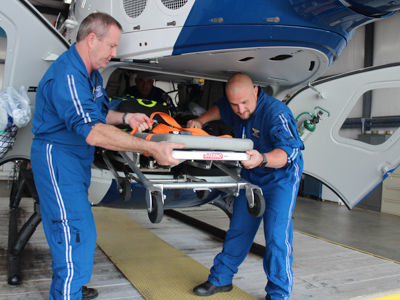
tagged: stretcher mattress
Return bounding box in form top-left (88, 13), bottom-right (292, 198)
top-left (133, 132), bottom-right (253, 151)
top-left (133, 132), bottom-right (253, 161)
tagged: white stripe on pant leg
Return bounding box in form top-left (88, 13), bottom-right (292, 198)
top-left (46, 144), bottom-right (74, 299)
top-left (285, 163), bottom-right (300, 295)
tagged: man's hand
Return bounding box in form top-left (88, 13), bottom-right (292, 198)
top-left (241, 149), bottom-right (263, 169)
top-left (187, 118), bottom-right (203, 129)
top-left (127, 113), bottom-right (152, 132)
top-left (241, 149), bottom-right (288, 169)
top-left (149, 141), bottom-right (186, 166)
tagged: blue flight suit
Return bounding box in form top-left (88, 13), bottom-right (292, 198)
top-left (30, 43), bottom-right (109, 300)
top-left (208, 88), bottom-right (304, 300)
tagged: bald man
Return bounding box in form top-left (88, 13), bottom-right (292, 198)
top-left (188, 73), bottom-right (304, 300)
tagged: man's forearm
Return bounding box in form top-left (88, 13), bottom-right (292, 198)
top-left (86, 123), bottom-right (151, 153)
top-left (105, 110), bottom-right (125, 125)
top-left (198, 105), bottom-right (221, 125)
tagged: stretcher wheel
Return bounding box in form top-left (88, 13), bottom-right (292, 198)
top-left (148, 192), bottom-right (164, 223)
top-left (119, 177), bottom-right (131, 202)
top-left (247, 191), bottom-right (265, 218)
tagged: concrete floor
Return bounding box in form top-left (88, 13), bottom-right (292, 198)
top-left (293, 196), bottom-right (400, 263)
top-left (2, 179), bottom-right (400, 299)
top-left (1, 179), bottom-right (399, 263)
top-left (0, 180), bottom-right (11, 196)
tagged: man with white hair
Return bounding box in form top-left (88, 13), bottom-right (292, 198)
top-left (31, 12), bottom-right (184, 300)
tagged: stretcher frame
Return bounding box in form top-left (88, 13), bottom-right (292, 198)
top-left (101, 132), bottom-right (266, 223)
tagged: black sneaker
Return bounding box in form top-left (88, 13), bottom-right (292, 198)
top-left (82, 286), bottom-right (98, 300)
top-left (193, 281), bottom-right (233, 296)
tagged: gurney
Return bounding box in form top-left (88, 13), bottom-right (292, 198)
top-left (94, 133), bottom-right (265, 223)
top-left (92, 113), bottom-right (266, 223)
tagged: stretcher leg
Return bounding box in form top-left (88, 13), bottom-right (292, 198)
top-left (214, 161), bottom-right (265, 217)
top-left (7, 161), bottom-right (42, 286)
top-left (101, 149), bottom-right (132, 202)
top-left (119, 151), bottom-right (165, 223)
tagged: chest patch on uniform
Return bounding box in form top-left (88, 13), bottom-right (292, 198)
top-left (251, 127), bottom-right (260, 138)
top-left (95, 85), bottom-right (103, 100)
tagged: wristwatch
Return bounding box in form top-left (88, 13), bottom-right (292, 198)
top-left (258, 153), bottom-right (268, 168)
top-left (122, 112), bottom-right (128, 125)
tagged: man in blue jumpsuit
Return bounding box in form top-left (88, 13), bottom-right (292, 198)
top-left (187, 73), bottom-right (304, 300)
top-left (30, 12), bottom-right (184, 300)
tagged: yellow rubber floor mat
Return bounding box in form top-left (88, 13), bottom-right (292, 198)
top-left (372, 294), bottom-right (400, 300)
top-left (93, 207), bottom-right (256, 300)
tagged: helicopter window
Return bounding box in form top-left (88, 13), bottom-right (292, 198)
top-left (339, 87), bottom-right (400, 145)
